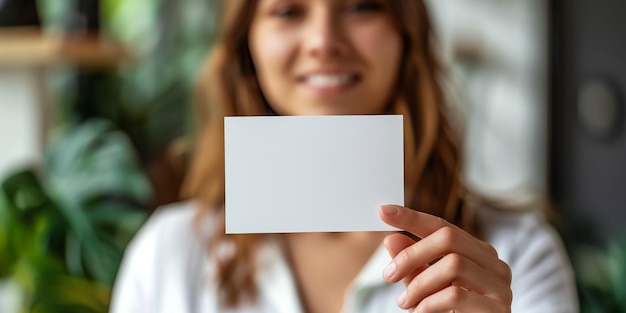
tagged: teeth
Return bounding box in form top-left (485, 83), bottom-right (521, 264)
top-left (306, 74), bottom-right (353, 87)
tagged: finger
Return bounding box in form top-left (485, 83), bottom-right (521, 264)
top-left (410, 285), bottom-right (511, 313)
top-left (384, 233), bottom-right (415, 258)
top-left (383, 234), bottom-right (428, 285)
top-left (380, 205), bottom-right (473, 243)
top-left (380, 205), bottom-right (509, 281)
top-left (400, 253), bottom-right (512, 309)
top-left (385, 226), bottom-right (512, 286)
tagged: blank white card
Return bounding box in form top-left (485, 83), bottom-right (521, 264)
top-left (224, 115), bottom-right (404, 233)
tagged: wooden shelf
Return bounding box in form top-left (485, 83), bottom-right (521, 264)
top-left (0, 27), bottom-right (132, 69)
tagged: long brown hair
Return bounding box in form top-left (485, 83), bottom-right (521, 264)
top-left (182, 0), bottom-right (472, 307)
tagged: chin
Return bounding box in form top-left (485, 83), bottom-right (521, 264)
top-left (280, 107), bottom-right (344, 116)
top-left (305, 104), bottom-right (374, 116)
top-left (274, 101), bottom-right (382, 116)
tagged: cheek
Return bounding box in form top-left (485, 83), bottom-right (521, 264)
top-left (250, 26), bottom-right (302, 115)
top-left (355, 24), bottom-right (402, 71)
top-left (354, 24), bottom-right (403, 112)
top-left (250, 26), bottom-right (296, 85)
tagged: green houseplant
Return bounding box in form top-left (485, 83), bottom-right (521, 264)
top-left (0, 119), bottom-right (151, 312)
top-left (572, 236), bottom-right (626, 313)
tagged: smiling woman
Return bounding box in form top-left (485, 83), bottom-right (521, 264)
top-left (109, 1), bottom-right (579, 312)
top-left (248, 0), bottom-right (402, 116)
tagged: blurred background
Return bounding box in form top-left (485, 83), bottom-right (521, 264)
top-left (0, 0), bottom-right (624, 312)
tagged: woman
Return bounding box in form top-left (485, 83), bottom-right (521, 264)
top-left (110, 0), bottom-right (578, 312)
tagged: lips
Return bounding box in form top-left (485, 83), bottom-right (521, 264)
top-left (298, 71), bottom-right (362, 94)
top-left (304, 73), bottom-right (359, 87)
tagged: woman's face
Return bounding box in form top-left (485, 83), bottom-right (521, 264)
top-left (248, 0), bottom-right (403, 115)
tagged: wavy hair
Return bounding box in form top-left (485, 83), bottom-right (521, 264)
top-left (182, 0), bottom-right (473, 307)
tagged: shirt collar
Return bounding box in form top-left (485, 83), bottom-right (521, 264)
top-left (255, 236), bottom-right (392, 313)
top-left (256, 237), bottom-right (304, 313)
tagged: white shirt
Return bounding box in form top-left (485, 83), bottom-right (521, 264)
top-left (110, 201), bottom-right (578, 313)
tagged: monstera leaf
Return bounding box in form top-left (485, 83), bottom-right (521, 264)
top-left (0, 118), bottom-right (151, 312)
top-left (46, 118), bottom-right (152, 283)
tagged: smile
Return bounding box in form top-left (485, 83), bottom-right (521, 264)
top-left (301, 73), bottom-right (360, 89)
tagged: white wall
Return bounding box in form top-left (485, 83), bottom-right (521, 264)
top-left (426, 0), bottom-right (549, 201)
top-left (0, 68), bottom-right (47, 178)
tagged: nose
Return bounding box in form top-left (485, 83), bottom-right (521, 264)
top-left (303, 9), bottom-right (349, 59)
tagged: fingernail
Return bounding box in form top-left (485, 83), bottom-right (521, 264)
top-left (397, 290), bottom-right (408, 307)
top-left (383, 261), bottom-right (396, 279)
top-left (382, 205), bottom-right (399, 216)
